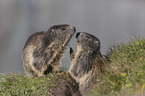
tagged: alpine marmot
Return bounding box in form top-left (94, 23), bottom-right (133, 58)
top-left (69, 32), bottom-right (105, 95)
top-left (22, 24), bottom-right (76, 77)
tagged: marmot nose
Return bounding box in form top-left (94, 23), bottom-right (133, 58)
top-left (73, 27), bottom-right (76, 32)
top-left (69, 26), bottom-right (76, 32)
top-left (76, 32), bottom-right (81, 38)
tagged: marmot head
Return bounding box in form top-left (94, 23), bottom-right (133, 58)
top-left (47, 24), bottom-right (76, 42)
top-left (42, 24), bottom-right (76, 47)
top-left (76, 32), bottom-right (100, 52)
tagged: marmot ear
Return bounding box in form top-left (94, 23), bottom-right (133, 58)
top-left (51, 29), bottom-right (55, 32)
top-left (70, 47), bottom-right (75, 60)
top-left (95, 41), bottom-right (99, 44)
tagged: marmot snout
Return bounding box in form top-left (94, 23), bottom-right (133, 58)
top-left (69, 32), bottom-right (105, 95)
top-left (22, 24), bottom-right (76, 77)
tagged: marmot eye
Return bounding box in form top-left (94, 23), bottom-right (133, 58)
top-left (61, 28), bottom-right (66, 30)
top-left (85, 36), bottom-right (90, 39)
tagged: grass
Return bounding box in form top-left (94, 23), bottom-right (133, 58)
top-left (0, 38), bottom-right (145, 96)
top-left (90, 38), bottom-right (145, 96)
top-left (0, 71), bottom-right (73, 96)
top-left (0, 73), bottom-right (52, 95)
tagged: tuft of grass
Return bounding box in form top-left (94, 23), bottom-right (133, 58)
top-left (90, 38), bottom-right (145, 96)
top-left (0, 71), bottom-right (72, 96)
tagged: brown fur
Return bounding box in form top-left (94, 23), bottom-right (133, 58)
top-left (22, 24), bottom-right (75, 77)
top-left (69, 32), bottom-right (105, 95)
top-left (48, 71), bottom-right (82, 96)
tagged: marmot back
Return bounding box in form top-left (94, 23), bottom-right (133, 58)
top-left (69, 32), bottom-right (105, 95)
top-left (22, 24), bottom-right (76, 77)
